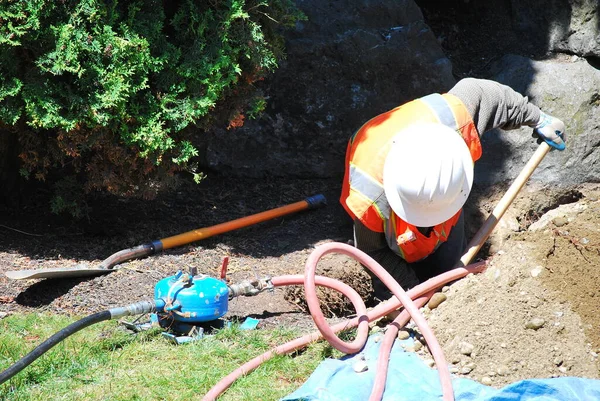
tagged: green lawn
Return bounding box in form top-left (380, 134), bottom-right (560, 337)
top-left (0, 313), bottom-right (337, 401)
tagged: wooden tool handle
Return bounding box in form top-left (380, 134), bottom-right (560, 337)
top-left (457, 142), bottom-right (551, 267)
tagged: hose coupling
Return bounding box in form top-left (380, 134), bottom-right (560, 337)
top-left (109, 300), bottom-right (159, 319)
top-left (228, 277), bottom-right (273, 299)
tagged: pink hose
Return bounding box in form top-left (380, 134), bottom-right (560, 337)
top-left (304, 246), bottom-right (370, 354)
top-left (369, 293), bottom-right (433, 401)
top-left (202, 242), bottom-right (487, 401)
top-left (303, 242), bottom-right (454, 401)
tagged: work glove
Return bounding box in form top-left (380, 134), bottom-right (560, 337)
top-left (533, 111), bottom-right (566, 150)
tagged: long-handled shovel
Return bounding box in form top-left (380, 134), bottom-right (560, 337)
top-left (5, 194), bottom-right (327, 280)
top-left (456, 142), bottom-right (551, 267)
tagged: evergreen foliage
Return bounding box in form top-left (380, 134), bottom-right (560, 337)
top-left (0, 0), bottom-right (303, 215)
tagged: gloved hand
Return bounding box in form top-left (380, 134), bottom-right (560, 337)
top-left (533, 111), bottom-right (566, 150)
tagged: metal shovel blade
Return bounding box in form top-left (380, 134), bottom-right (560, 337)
top-left (4, 266), bottom-right (112, 280)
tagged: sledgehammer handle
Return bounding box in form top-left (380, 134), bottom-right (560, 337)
top-left (457, 143), bottom-right (551, 267)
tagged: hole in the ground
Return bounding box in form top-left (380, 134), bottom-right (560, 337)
top-left (519, 189), bottom-right (584, 229)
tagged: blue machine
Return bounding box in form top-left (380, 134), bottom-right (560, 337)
top-left (154, 270), bottom-right (230, 333)
top-left (150, 268), bottom-right (272, 340)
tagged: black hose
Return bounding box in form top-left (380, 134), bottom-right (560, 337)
top-left (0, 310), bottom-right (111, 385)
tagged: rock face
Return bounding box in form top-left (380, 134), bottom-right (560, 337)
top-left (475, 54), bottom-right (600, 188)
top-left (199, 0), bottom-right (600, 192)
top-left (198, 0), bottom-right (455, 178)
top-left (511, 0), bottom-right (600, 58)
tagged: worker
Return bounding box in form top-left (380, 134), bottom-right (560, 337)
top-left (340, 78), bottom-right (566, 301)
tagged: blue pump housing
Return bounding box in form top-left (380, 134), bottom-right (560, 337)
top-left (154, 271), bottom-right (229, 323)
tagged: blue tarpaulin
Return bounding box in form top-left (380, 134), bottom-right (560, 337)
top-left (282, 335), bottom-right (600, 401)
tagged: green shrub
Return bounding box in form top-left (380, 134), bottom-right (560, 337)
top-left (0, 0), bottom-right (303, 215)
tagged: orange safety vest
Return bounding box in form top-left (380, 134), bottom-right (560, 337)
top-left (340, 93), bottom-right (482, 263)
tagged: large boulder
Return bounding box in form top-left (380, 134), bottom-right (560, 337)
top-left (198, 0), bottom-right (600, 190)
top-left (475, 54), bottom-right (600, 188)
top-left (197, 0), bottom-right (455, 178)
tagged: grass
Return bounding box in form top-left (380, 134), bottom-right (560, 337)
top-left (0, 313), bottom-right (342, 401)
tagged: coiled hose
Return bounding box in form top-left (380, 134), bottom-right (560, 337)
top-left (0, 300), bottom-right (162, 385)
top-left (202, 242), bottom-right (487, 401)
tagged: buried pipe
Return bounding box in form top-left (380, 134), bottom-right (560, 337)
top-left (201, 255), bottom-right (486, 401)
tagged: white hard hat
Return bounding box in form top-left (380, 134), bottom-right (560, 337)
top-left (383, 122), bottom-right (474, 227)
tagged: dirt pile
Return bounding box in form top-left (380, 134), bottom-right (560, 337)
top-left (415, 184), bottom-right (600, 387)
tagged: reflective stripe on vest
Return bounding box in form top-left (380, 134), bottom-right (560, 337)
top-left (384, 216), bottom-right (407, 260)
top-left (348, 164), bottom-right (391, 220)
top-left (420, 94), bottom-right (458, 130)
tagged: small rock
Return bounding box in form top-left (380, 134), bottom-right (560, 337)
top-left (493, 269), bottom-right (502, 282)
top-left (412, 340), bottom-right (423, 352)
top-left (460, 365), bottom-right (474, 374)
top-left (397, 330), bottom-right (410, 340)
top-left (553, 217), bottom-right (568, 227)
top-left (0, 312), bottom-right (8, 319)
top-left (497, 366), bottom-right (510, 376)
top-left (424, 359), bottom-right (435, 367)
top-left (353, 360), bottom-right (369, 373)
top-left (481, 377), bottom-right (492, 386)
top-left (427, 293), bottom-right (448, 310)
top-left (371, 326), bottom-right (382, 333)
top-left (459, 342), bottom-right (475, 356)
top-left (449, 366), bottom-right (459, 374)
top-left (526, 318), bottom-right (546, 330)
top-left (530, 266), bottom-right (543, 277)
top-left (558, 366), bottom-right (568, 374)
top-left (553, 358), bottom-right (563, 366)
